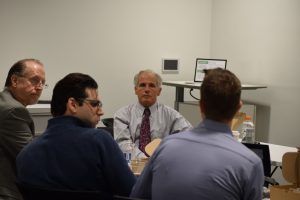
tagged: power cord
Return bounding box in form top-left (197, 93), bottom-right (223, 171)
top-left (189, 88), bottom-right (200, 100)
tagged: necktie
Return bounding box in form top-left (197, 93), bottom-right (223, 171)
top-left (139, 108), bottom-right (151, 156)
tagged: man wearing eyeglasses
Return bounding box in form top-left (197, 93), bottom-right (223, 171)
top-left (0, 58), bottom-right (46, 200)
top-left (16, 73), bottom-right (136, 199)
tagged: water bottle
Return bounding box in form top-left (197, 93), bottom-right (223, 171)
top-left (124, 143), bottom-right (134, 169)
top-left (241, 115), bottom-right (255, 143)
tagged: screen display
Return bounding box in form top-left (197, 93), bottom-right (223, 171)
top-left (164, 60), bottom-right (178, 70)
top-left (194, 58), bottom-right (227, 82)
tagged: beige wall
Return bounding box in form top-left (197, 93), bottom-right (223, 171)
top-left (1, 0), bottom-right (299, 148)
top-left (211, 0), bottom-right (300, 147)
top-left (0, 0), bottom-right (211, 120)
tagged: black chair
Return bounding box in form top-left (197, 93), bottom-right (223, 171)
top-left (113, 195), bottom-right (148, 200)
top-left (243, 143), bottom-right (279, 187)
top-left (17, 183), bottom-right (105, 200)
top-left (101, 118), bottom-right (114, 128)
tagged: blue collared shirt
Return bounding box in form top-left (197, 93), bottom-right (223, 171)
top-left (131, 119), bottom-right (264, 200)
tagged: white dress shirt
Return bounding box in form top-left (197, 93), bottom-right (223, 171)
top-left (114, 102), bottom-right (192, 158)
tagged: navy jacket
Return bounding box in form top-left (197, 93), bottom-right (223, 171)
top-left (16, 116), bottom-right (136, 199)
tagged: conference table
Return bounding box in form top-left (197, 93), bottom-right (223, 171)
top-left (131, 142), bottom-right (297, 177)
top-left (162, 81), bottom-right (267, 110)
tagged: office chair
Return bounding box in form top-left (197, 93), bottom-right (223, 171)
top-left (243, 143), bottom-right (279, 187)
top-left (101, 118), bottom-right (114, 128)
top-left (113, 195), bottom-right (148, 200)
top-left (17, 182), bottom-right (105, 200)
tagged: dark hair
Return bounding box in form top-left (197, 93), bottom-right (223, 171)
top-left (200, 68), bottom-right (241, 121)
top-left (51, 73), bottom-right (98, 117)
top-left (5, 58), bottom-right (43, 87)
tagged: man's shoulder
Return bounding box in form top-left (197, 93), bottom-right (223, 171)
top-left (0, 89), bottom-right (24, 109)
top-left (117, 103), bottom-right (136, 111)
top-left (94, 127), bottom-right (113, 136)
top-left (156, 102), bottom-right (178, 112)
top-left (114, 103), bottom-right (139, 117)
top-left (0, 99), bottom-right (29, 119)
top-left (86, 127), bottom-right (114, 140)
top-left (222, 140), bottom-right (263, 165)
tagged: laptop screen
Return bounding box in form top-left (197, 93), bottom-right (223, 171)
top-left (194, 58), bottom-right (227, 82)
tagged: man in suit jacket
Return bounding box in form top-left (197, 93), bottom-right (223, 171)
top-left (0, 59), bottom-right (46, 200)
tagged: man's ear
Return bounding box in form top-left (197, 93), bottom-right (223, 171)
top-left (237, 100), bottom-right (243, 111)
top-left (157, 87), bottom-right (162, 96)
top-left (199, 99), bottom-right (206, 119)
top-left (66, 98), bottom-right (78, 114)
top-left (11, 74), bottom-right (18, 87)
top-left (199, 99), bottom-right (205, 113)
top-left (134, 86), bottom-right (138, 95)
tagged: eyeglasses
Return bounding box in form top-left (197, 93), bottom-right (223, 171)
top-left (18, 75), bottom-right (48, 89)
top-left (78, 98), bottom-right (103, 108)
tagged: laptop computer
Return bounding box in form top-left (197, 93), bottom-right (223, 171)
top-left (193, 58), bottom-right (227, 82)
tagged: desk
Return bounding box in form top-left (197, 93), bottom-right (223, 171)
top-left (27, 103), bottom-right (51, 135)
top-left (162, 81), bottom-right (267, 110)
top-left (261, 142), bottom-right (298, 176)
top-left (131, 158), bottom-right (148, 176)
top-left (262, 142), bottom-right (297, 168)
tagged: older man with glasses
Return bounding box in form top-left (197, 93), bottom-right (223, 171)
top-left (16, 73), bottom-right (136, 199)
top-left (0, 58), bottom-right (46, 200)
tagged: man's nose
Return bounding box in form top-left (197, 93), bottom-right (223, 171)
top-left (98, 108), bottom-right (104, 116)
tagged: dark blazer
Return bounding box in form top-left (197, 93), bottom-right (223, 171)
top-left (0, 88), bottom-right (34, 200)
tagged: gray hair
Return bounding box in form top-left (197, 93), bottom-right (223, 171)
top-left (134, 69), bottom-right (162, 87)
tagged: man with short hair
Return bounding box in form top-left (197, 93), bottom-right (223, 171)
top-left (131, 68), bottom-right (264, 200)
top-left (16, 73), bottom-right (136, 199)
top-left (114, 69), bottom-right (192, 158)
top-left (0, 58), bottom-right (46, 200)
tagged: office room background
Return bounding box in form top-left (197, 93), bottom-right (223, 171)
top-left (1, 0), bottom-right (299, 149)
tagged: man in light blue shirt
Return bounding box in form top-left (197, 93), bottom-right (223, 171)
top-left (131, 68), bottom-right (264, 200)
top-left (114, 69), bottom-right (192, 158)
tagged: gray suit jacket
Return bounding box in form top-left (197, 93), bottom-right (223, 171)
top-left (0, 88), bottom-right (34, 200)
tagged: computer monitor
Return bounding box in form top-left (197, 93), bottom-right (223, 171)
top-left (243, 143), bottom-right (271, 177)
top-left (194, 58), bottom-right (227, 82)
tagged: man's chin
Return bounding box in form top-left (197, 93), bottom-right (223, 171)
top-left (140, 101), bottom-right (155, 107)
top-left (28, 99), bottom-right (40, 105)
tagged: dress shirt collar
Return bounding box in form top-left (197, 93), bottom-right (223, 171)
top-left (136, 101), bottom-right (158, 116)
top-left (197, 119), bottom-right (232, 135)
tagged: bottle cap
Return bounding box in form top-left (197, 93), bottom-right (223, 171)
top-left (244, 115), bottom-right (252, 121)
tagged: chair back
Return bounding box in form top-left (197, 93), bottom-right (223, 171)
top-left (113, 195), bottom-right (148, 200)
top-left (101, 118), bottom-right (114, 128)
top-left (18, 183), bottom-right (106, 200)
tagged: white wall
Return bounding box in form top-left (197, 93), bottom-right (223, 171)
top-left (211, 0), bottom-right (300, 147)
top-left (0, 0), bottom-right (211, 121)
top-left (1, 0), bottom-right (298, 148)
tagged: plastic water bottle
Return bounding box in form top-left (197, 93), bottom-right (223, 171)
top-left (124, 143), bottom-right (134, 169)
top-left (241, 115), bottom-right (255, 143)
